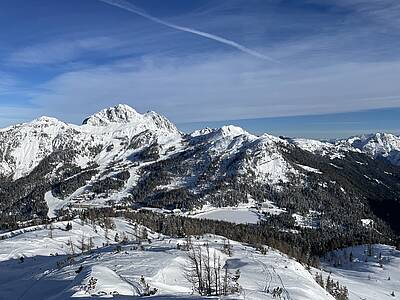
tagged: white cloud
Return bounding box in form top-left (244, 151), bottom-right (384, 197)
top-left (25, 52), bottom-right (400, 125)
top-left (7, 36), bottom-right (129, 66)
top-left (0, 72), bottom-right (18, 95)
top-left (309, 0), bottom-right (400, 29)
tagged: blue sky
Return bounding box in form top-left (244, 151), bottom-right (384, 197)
top-left (0, 0), bottom-right (399, 138)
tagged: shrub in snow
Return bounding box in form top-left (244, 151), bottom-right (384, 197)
top-left (140, 275), bottom-right (157, 296)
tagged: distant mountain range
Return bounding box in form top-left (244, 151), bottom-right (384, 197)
top-left (0, 104), bottom-right (399, 238)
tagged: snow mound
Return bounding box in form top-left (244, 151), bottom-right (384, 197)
top-left (71, 265), bottom-right (140, 297)
top-left (151, 256), bottom-right (192, 294)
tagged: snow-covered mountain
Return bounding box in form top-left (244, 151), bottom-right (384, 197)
top-left (0, 104), bottom-right (397, 183)
top-left (0, 104), bottom-right (399, 238)
top-left (337, 132), bottom-right (400, 166)
top-left (291, 133), bottom-right (400, 166)
top-left (0, 104), bottom-right (180, 180)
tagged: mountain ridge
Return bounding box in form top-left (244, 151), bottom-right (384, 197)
top-left (0, 104), bottom-right (399, 244)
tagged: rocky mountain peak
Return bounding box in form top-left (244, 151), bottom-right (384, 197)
top-left (81, 104), bottom-right (179, 135)
top-left (82, 104), bottom-right (140, 126)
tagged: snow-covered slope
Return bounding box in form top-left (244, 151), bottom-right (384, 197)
top-left (0, 217), bottom-right (336, 299)
top-left (317, 244), bottom-right (400, 300)
top-left (0, 116), bottom-right (70, 179)
top-left (188, 126), bottom-right (297, 184)
top-left (0, 216), bottom-right (397, 299)
top-left (291, 138), bottom-right (348, 160)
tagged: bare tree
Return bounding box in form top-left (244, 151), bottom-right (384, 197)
top-left (49, 223), bottom-right (54, 239)
top-left (223, 265), bottom-right (228, 296)
top-left (88, 236), bottom-right (94, 252)
top-left (222, 239), bottom-right (232, 256)
top-left (204, 243), bottom-right (212, 295)
top-left (184, 238), bottom-right (204, 295)
top-left (183, 237), bottom-right (240, 297)
top-left (67, 238), bottom-right (75, 255)
top-left (80, 234), bottom-right (87, 254)
top-left (213, 250), bottom-right (222, 295)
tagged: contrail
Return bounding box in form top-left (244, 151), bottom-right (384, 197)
top-left (99, 0), bottom-right (277, 62)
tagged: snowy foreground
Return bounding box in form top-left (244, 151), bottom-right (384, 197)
top-left (0, 218), bottom-right (398, 299)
